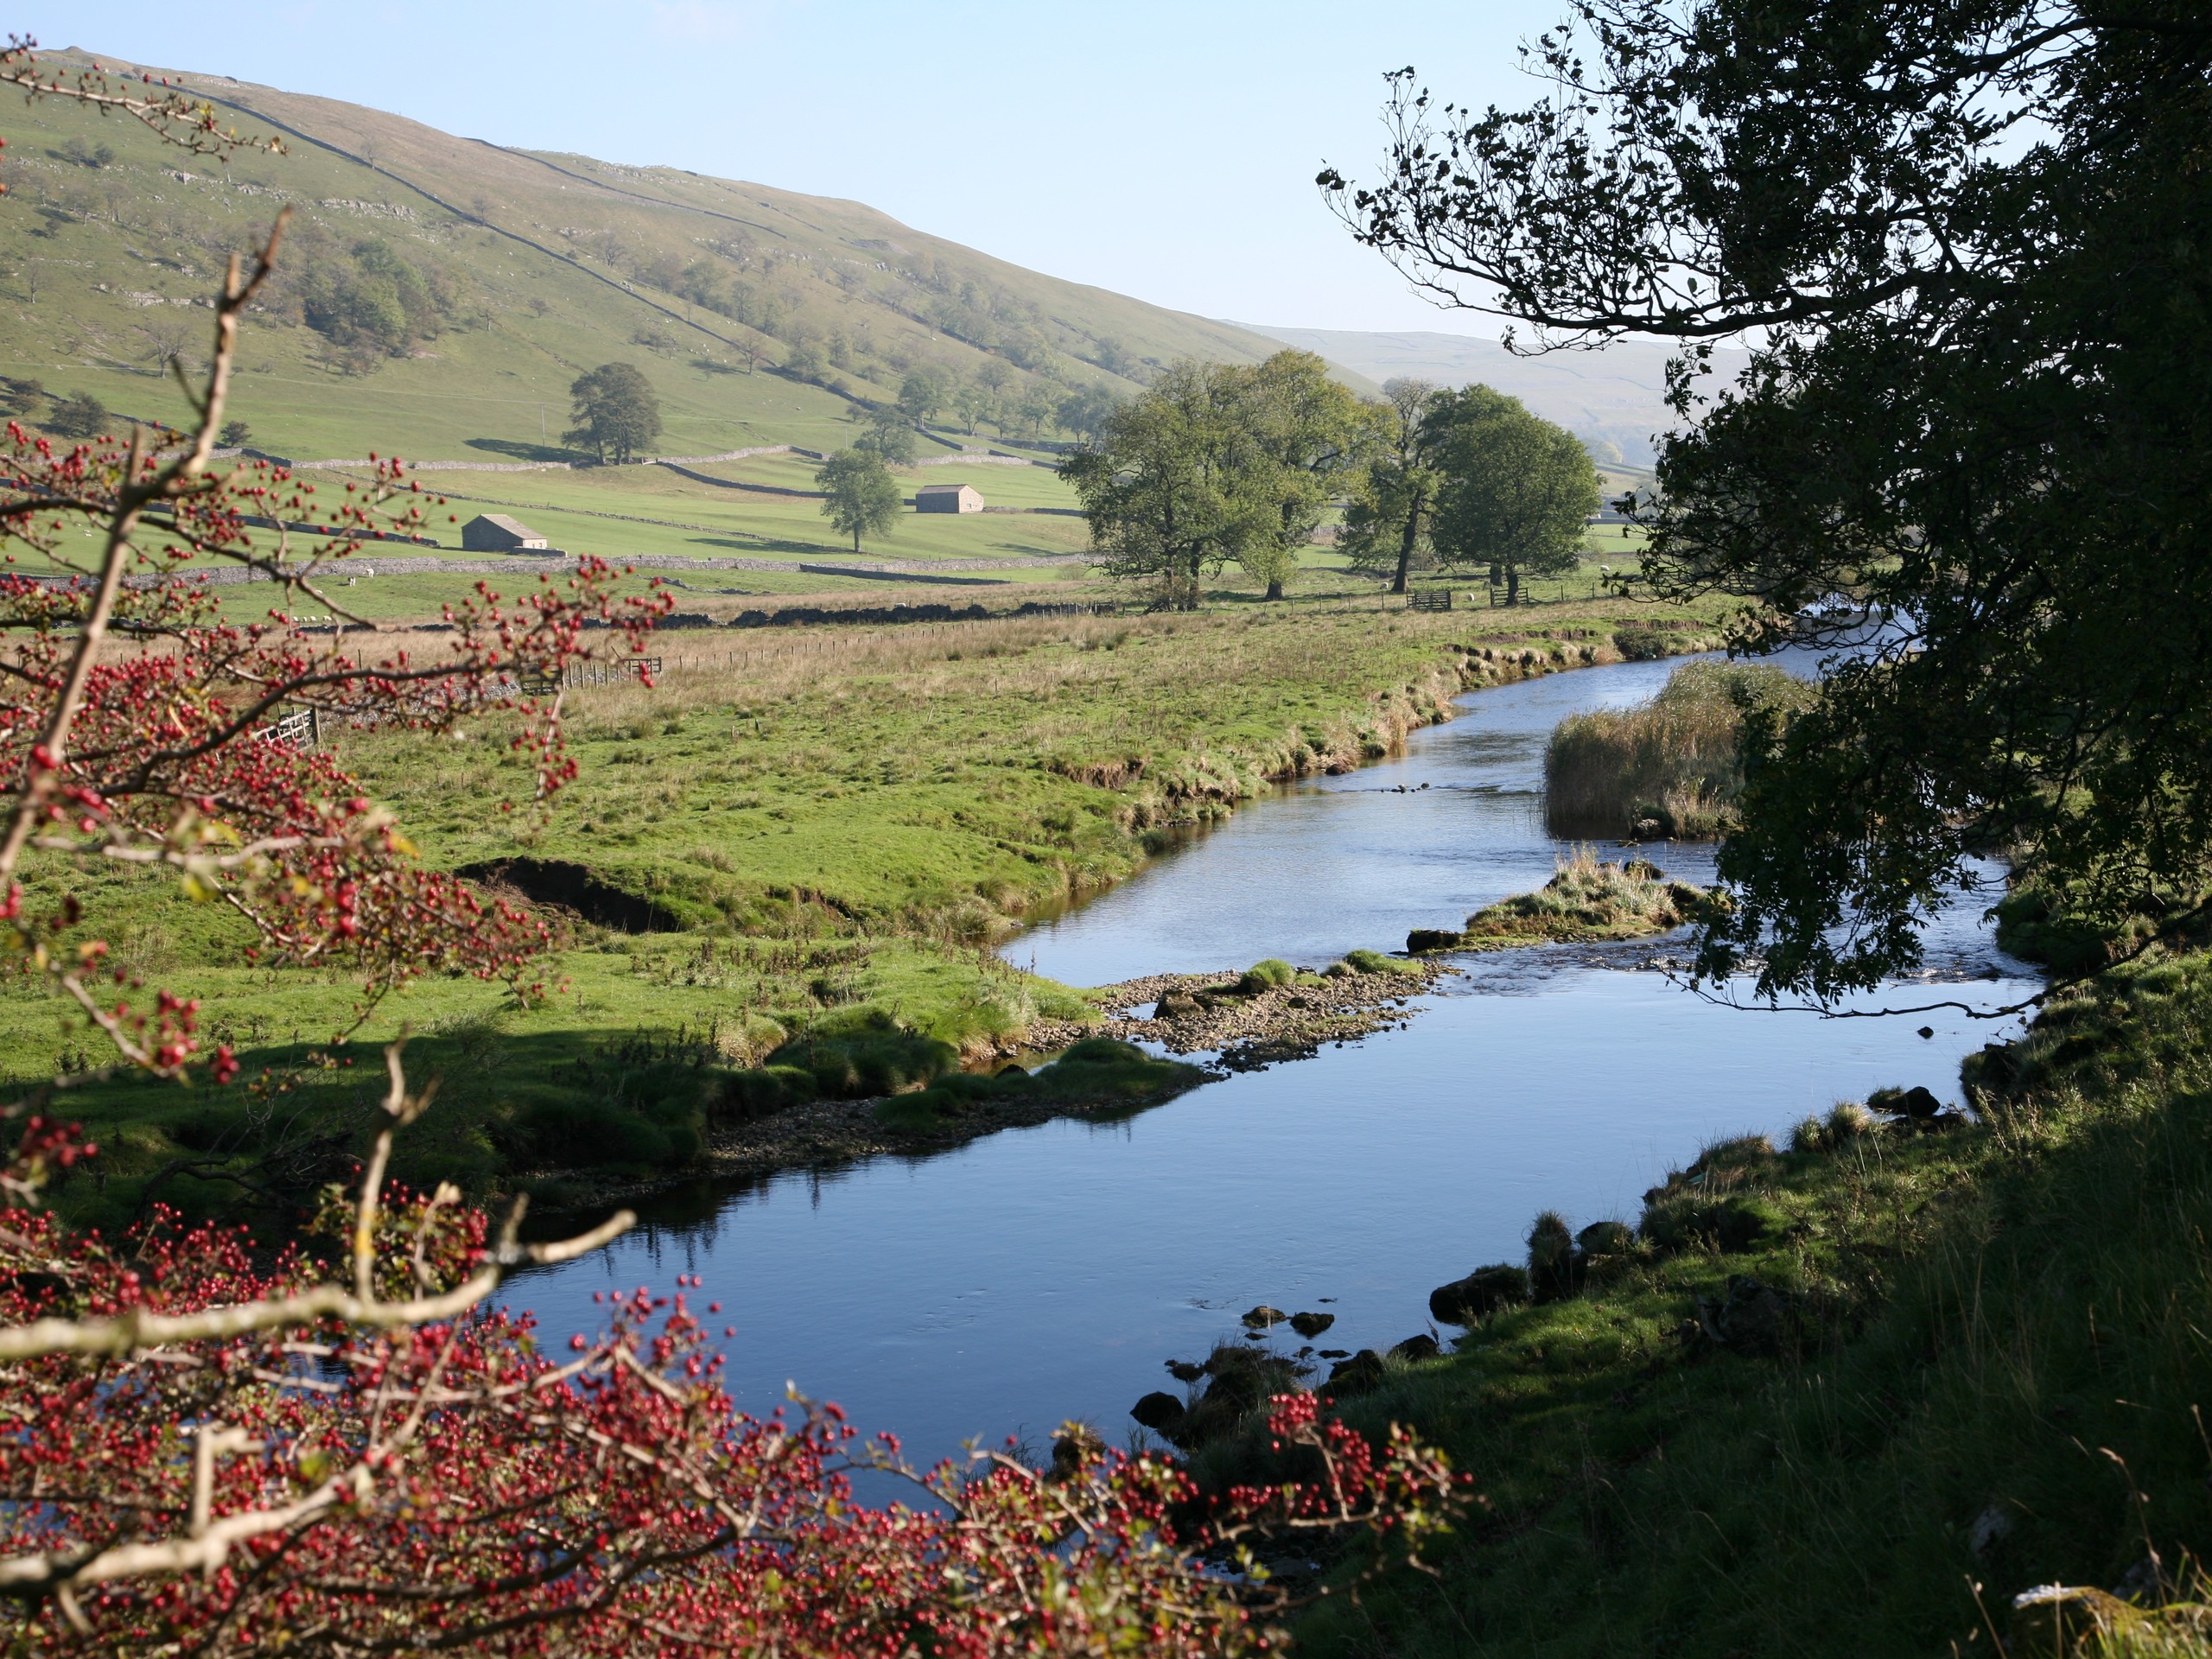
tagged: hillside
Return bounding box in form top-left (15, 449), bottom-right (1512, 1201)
top-left (3, 48), bottom-right (1308, 465)
top-left (1239, 323), bottom-right (1751, 469)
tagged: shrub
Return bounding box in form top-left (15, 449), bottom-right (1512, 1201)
top-left (45, 391), bottom-right (108, 440)
top-left (1032, 1039), bottom-right (1192, 1103)
top-left (1528, 1211), bottom-right (1580, 1301)
top-left (1792, 1101), bottom-right (1874, 1153)
top-left (1460, 846), bottom-right (1703, 942)
top-left (514, 1096), bottom-right (695, 1169)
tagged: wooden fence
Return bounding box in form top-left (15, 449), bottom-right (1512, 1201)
top-left (518, 656), bottom-right (664, 696)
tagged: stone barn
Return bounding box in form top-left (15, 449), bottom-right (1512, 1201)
top-left (461, 512), bottom-right (550, 551)
top-left (914, 483), bottom-right (984, 514)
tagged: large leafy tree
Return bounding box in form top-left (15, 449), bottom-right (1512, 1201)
top-left (1323, 2), bottom-right (2212, 1000)
top-left (1065, 352), bottom-right (1370, 607)
top-left (816, 447), bottom-right (904, 552)
top-left (565, 360), bottom-right (663, 464)
top-left (1236, 350), bottom-right (1380, 601)
top-left (1428, 386), bottom-right (1599, 607)
top-left (1063, 360), bottom-right (1273, 610)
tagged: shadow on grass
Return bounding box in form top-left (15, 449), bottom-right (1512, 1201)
top-left (44, 1023), bottom-right (730, 1236)
top-left (688, 535), bottom-right (850, 557)
top-left (466, 436), bottom-right (589, 464)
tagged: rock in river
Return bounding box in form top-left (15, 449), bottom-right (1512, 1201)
top-left (1429, 1263), bottom-right (1530, 1325)
top-left (1130, 1391), bottom-right (1188, 1433)
top-left (1242, 1305), bottom-right (1288, 1329)
top-left (1406, 928), bottom-right (1465, 953)
top-left (1325, 1350), bottom-right (1386, 1398)
top-left (1287, 1311), bottom-right (1335, 1338)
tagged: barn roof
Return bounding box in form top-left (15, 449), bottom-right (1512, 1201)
top-left (473, 512), bottom-right (542, 537)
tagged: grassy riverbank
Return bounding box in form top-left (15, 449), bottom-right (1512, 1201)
top-left (14, 595), bottom-right (1727, 1230)
top-left (1191, 952), bottom-right (2212, 1656)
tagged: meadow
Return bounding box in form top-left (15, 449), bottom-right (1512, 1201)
top-left (10, 589), bottom-right (1725, 1230)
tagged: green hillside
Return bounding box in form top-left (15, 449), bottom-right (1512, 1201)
top-left (3, 48), bottom-right (1314, 467)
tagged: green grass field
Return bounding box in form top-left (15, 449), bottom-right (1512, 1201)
top-left (10, 595), bottom-right (1726, 1230)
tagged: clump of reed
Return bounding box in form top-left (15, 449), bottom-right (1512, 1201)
top-left (1543, 659), bottom-right (1815, 840)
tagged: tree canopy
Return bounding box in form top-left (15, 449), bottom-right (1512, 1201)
top-left (565, 361), bottom-right (662, 464)
top-left (1065, 350), bottom-right (1370, 607)
top-left (856, 406), bottom-right (918, 464)
top-left (1236, 351), bottom-right (1379, 601)
top-left (1427, 387), bottom-right (1599, 607)
top-left (817, 448), bottom-right (904, 552)
top-left (1325, 1), bottom-right (2212, 1000)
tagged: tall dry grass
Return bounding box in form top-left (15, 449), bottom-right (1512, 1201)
top-left (1544, 659), bottom-right (1814, 839)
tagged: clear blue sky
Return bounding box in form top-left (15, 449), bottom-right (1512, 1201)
top-left (24, 0), bottom-right (1560, 334)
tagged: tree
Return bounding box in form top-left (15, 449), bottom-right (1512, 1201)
top-left (1429, 387), bottom-right (1599, 606)
top-left (856, 405), bottom-right (918, 464)
top-left (898, 365), bottom-right (953, 425)
top-left (817, 448), bottom-right (903, 552)
top-left (1056, 382), bottom-right (1120, 444)
top-left (1014, 385), bottom-right (1058, 440)
top-left (565, 360), bottom-right (662, 464)
top-left (44, 391), bottom-right (107, 441)
top-left (951, 381), bottom-right (993, 435)
top-left (218, 416), bottom-right (251, 448)
top-left (1339, 378), bottom-right (1443, 593)
top-left (1234, 350), bottom-right (1381, 601)
top-left (1323, 2), bottom-right (2212, 1001)
top-left (1063, 361), bottom-right (1273, 610)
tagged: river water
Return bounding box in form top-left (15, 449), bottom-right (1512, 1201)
top-left (513, 656), bottom-right (2040, 1464)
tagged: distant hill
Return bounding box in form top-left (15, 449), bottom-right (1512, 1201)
top-left (1236, 324), bottom-right (1748, 469)
top-left (3, 50), bottom-right (1311, 463)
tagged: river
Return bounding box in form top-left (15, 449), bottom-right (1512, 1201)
top-left (512, 654), bottom-right (2041, 1465)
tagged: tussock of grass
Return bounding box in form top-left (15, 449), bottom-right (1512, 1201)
top-left (1334, 947), bottom-right (1421, 978)
top-left (1234, 958), bottom-right (1297, 994)
top-left (1544, 659), bottom-right (1815, 839)
top-left (1456, 847), bottom-right (1706, 944)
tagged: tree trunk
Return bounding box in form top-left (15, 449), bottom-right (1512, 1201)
top-left (1391, 492), bottom-right (1424, 594)
top-left (852, 526), bottom-right (861, 553)
top-left (1505, 563), bottom-right (1521, 607)
top-left (1266, 578), bottom-right (1284, 601)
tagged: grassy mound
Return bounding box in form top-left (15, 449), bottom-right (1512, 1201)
top-left (1544, 659), bottom-right (1816, 839)
top-left (1197, 952), bottom-right (2212, 1656)
top-left (1453, 849), bottom-right (1707, 945)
